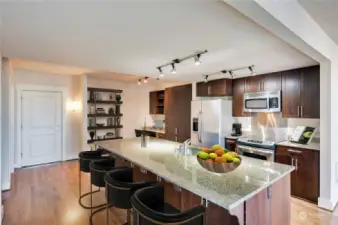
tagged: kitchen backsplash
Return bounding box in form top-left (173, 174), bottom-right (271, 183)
top-left (150, 114), bottom-right (165, 129)
top-left (234, 115), bottom-right (320, 139)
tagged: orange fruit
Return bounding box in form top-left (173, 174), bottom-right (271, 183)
top-left (206, 159), bottom-right (214, 163)
top-left (202, 148), bottom-right (214, 153)
top-left (214, 157), bottom-right (227, 163)
top-left (215, 149), bottom-right (225, 157)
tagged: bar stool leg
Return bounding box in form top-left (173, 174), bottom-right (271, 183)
top-left (90, 183), bottom-right (93, 215)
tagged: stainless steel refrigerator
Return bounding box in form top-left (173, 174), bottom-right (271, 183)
top-left (191, 99), bottom-right (233, 148)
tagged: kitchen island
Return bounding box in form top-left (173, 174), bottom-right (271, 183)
top-left (99, 137), bottom-right (294, 225)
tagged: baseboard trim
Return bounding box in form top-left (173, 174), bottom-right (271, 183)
top-left (318, 197), bottom-right (338, 211)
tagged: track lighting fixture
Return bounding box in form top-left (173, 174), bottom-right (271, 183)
top-left (171, 63), bottom-right (177, 74)
top-left (158, 67), bottom-right (164, 77)
top-left (156, 50), bottom-right (208, 75)
top-left (229, 71), bottom-right (235, 78)
top-left (144, 77), bottom-right (148, 83)
top-left (138, 79), bottom-right (141, 85)
top-left (249, 66), bottom-right (256, 76)
top-left (194, 54), bottom-right (201, 66)
top-left (202, 65), bottom-right (255, 81)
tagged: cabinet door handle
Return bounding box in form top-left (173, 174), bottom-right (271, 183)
top-left (207, 85), bottom-right (211, 95)
top-left (297, 106), bottom-right (300, 117)
top-left (287, 149), bottom-right (302, 154)
top-left (175, 135), bottom-right (178, 142)
top-left (300, 105), bottom-right (303, 117)
top-left (291, 158), bottom-right (294, 166)
top-left (262, 82), bottom-right (264, 91)
top-left (295, 158), bottom-right (298, 171)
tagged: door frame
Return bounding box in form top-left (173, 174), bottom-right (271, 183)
top-left (15, 84), bottom-right (68, 168)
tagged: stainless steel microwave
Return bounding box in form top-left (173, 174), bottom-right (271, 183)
top-left (244, 91), bottom-right (281, 113)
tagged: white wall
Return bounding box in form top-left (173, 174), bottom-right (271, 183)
top-left (13, 69), bottom-right (83, 165)
top-left (85, 77), bottom-right (162, 149)
top-left (0, 19), bottom-right (3, 222)
top-left (1, 59), bottom-right (12, 190)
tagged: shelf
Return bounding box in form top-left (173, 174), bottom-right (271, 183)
top-left (87, 100), bottom-right (123, 104)
top-left (88, 87), bottom-right (123, 93)
top-left (157, 106), bottom-right (164, 107)
top-left (87, 125), bottom-right (123, 130)
top-left (87, 137), bottom-right (123, 144)
top-left (88, 114), bottom-right (123, 118)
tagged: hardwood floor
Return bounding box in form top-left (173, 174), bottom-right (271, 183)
top-left (2, 160), bottom-right (338, 225)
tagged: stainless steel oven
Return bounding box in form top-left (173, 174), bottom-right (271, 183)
top-left (244, 91), bottom-right (281, 113)
top-left (236, 144), bottom-right (275, 161)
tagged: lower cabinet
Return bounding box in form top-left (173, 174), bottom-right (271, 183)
top-left (275, 145), bottom-right (319, 203)
top-left (225, 138), bottom-right (237, 152)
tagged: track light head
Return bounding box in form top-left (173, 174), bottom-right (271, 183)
top-left (221, 70), bottom-right (228, 74)
top-left (249, 66), bottom-right (256, 76)
top-left (194, 54), bottom-right (201, 66)
top-left (229, 71), bottom-right (235, 78)
top-left (204, 75), bottom-right (209, 83)
top-left (158, 67), bottom-right (164, 77)
top-left (144, 77), bottom-right (148, 83)
top-left (171, 64), bottom-right (177, 74)
top-left (138, 79), bottom-right (141, 85)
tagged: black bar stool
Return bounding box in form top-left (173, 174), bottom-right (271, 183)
top-left (131, 184), bottom-right (205, 225)
top-left (89, 158), bottom-right (115, 224)
top-left (78, 148), bottom-right (111, 209)
top-left (104, 167), bottom-right (155, 225)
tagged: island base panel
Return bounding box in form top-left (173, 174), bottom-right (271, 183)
top-left (114, 156), bottom-right (291, 225)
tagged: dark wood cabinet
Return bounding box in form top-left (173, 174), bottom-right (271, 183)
top-left (282, 69), bottom-right (302, 118)
top-left (232, 78), bottom-right (250, 117)
top-left (225, 138), bottom-right (237, 151)
top-left (149, 90), bottom-right (165, 115)
top-left (149, 91), bottom-right (157, 114)
top-left (301, 66), bottom-right (320, 118)
top-left (276, 145), bottom-right (319, 203)
top-left (245, 76), bottom-right (262, 93)
top-left (165, 84), bottom-right (192, 142)
top-left (282, 66), bottom-right (319, 118)
top-left (196, 78), bottom-right (232, 97)
top-left (261, 72), bottom-right (282, 92)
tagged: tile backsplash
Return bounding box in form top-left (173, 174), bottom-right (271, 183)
top-left (233, 115), bottom-right (320, 139)
top-left (150, 114), bottom-right (165, 129)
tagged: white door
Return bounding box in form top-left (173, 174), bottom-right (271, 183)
top-left (22, 91), bottom-right (62, 166)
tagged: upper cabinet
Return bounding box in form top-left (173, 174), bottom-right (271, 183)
top-left (245, 72), bottom-right (281, 93)
top-left (149, 90), bottom-right (165, 115)
top-left (261, 72), bottom-right (282, 92)
top-left (196, 78), bottom-right (232, 97)
top-left (232, 78), bottom-right (251, 117)
top-left (282, 66), bottom-right (319, 118)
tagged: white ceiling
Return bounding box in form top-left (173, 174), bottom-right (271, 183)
top-left (299, 0), bottom-right (338, 44)
top-left (0, 0), bottom-right (316, 82)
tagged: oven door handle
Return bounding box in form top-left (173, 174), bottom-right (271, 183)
top-left (237, 145), bottom-right (274, 157)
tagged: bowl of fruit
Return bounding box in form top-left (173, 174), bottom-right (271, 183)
top-left (197, 144), bottom-right (241, 173)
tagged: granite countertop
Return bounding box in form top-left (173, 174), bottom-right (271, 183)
top-left (276, 140), bottom-right (320, 151)
top-left (99, 137), bottom-right (294, 210)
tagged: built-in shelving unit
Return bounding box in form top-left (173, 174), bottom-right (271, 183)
top-left (87, 87), bottom-right (123, 144)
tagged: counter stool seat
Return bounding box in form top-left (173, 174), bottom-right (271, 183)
top-left (104, 167), bottom-right (155, 225)
top-left (131, 184), bottom-right (205, 225)
top-left (78, 148), bottom-right (111, 209)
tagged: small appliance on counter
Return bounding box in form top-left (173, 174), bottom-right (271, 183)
top-left (290, 126), bottom-right (316, 144)
top-left (231, 123), bottom-right (242, 136)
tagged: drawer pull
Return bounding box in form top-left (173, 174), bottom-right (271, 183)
top-left (287, 149), bottom-right (302, 154)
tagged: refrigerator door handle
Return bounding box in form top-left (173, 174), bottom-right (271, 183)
top-left (198, 111), bottom-right (202, 143)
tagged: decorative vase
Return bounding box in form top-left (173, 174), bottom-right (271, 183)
top-left (115, 105), bottom-right (120, 114)
top-left (116, 94), bottom-right (121, 102)
top-left (89, 131), bottom-right (95, 141)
